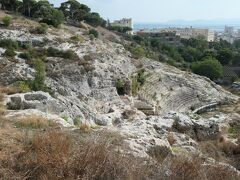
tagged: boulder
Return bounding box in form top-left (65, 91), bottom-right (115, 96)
top-left (24, 93), bottom-right (48, 101)
top-left (172, 113), bottom-right (194, 133)
top-left (193, 119), bottom-right (220, 141)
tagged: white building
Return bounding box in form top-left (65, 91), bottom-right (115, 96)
top-left (110, 18), bottom-right (133, 34)
top-left (224, 26), bottom-right (234, 36)
top-left (137, 27), bottom-right (215, 42)
top-left (175, 27), bottom-right (215, 42)
top-left (216, 26), bottom-right (238, 44)
top-left (111, 18), bottom-right (133, 29)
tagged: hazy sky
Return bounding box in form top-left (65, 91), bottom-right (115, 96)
top-left (51, 0), bottom-right (240, 23)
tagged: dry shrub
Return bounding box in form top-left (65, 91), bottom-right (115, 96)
top-left (199, 140), bottom-right (225, 161)
top-left (0, 104), bottom-right (5, 116)
top-left (167, 131), bottom-right (176, 146)
top-left (0, 87), bottom-right (18, 95)
top-left (15, 131), bottom-right (72, 179)
top-left (12, 130), bottom-right (157, 180)
top-left (1, 129), bottom-right (240, 179)
top-left (0, 94), bottom-right (4, 102)
top-left (15, 116), bottom-right (59, 129)
top-left (0, 93), bottom-right (7, 128)
top-left (218, 136), bottom-right (240, 155)
top-left (79, 123), bottom-right (91, 132)
top-left (204, 163), bottom-right (240, 180)
top-left (199, 138), bottom-right (240, 171)
top-left (168, 155), bottom-right (205, 180)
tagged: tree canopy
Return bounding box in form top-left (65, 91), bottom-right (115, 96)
top-left (0, 0), bottom-right (106, 27)
top-left (192, 57), bottom-right (223, 80)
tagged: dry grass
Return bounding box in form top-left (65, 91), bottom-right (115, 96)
top-left (78, 123), bottom-right (91, 132)
top-left (2, 130), bottom-right (159, 180)
top-left (167, 131), bottom-right (176, 146)
top-left (0, 86), bottom-right (18, 95)
top-left (199, 138), bottom-right (240, 172)
top-left (14, 116), bottom-right (59, 129)
top-left (0, 128), bottom-right (239, 179)
top-left (167, 155), bottom-right (205, 180)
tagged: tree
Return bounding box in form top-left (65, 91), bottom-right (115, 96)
top-left (39, 8), bottom-right (64, 27)
top-left (22, 0), bottom-right (36, 17)
top-left (85, 12), bottom-right (106, 26)
top-left (60, 0), bottom-right (106, 27)
top-left (217, 48), bottom-right (234, 65)
top-left (192, 57), bottom-right (223, 80)
top-left (178, 46), bottom-right (202, 62)
top-left (233, 39), bottom-right (240, 49)
top-left (32, 0), bottom-right (53, 19)
top-left (60, 0), bottom-right (90, 20)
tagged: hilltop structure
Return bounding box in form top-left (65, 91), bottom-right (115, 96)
top-left (110, 18), bottom-right (133, 34)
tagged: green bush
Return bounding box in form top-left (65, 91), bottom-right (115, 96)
top-left (137, 69), bottom-right (146, 85)
top-left (192, 57), bottom-right (223, 80)
top-left (19, 52), bottom-right (33, 61)
top-left (131, 46), bottom-right (146, 59)
top-left (20, 43), bottom-right (32, 50)
top-left (108, 26), bottom-right (132, 33)
top-left (70, 35), bottom-right (84, 43)
top-left (89, 29), bottom-right (99, 38)
top-left (116, 79), bottom-right (125, 95)
top-left (2, 16), bottom-right (12, 27)
top-left (131, 77), bottom-right (139, 96)
top-left (46, 47), bottom-right (60, 57)
top-left (131, 69), bottom-right (146, 96)
top-left (31, 23), bottom-right (48, 34)
top-left (89, 34), bottom-right (95, 41)
top-left (46, 47), bottom-right (79, 60)
top-left (0, 39), bottom-right (18, 49)
top-left (61, 50), bottom-right (79, 60)
top-left (74, 116), bottom-right (82, 126)
top-left (4, 49), bottom-right (16, 57)
top-left (15, 81), bottom-right (31, 93)
top-left (30, 59), bottom-right (46, 91)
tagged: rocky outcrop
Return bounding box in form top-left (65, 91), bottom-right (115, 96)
top-left (139, 58), bottom-right (238, 115)
top-left (0, 24), bottom-right (239, 170)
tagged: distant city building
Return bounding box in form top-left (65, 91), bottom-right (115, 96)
top-left (221, 35), bottom-right (235, 44)
top-left (216, 26), bottom-right (239, 44)
top-left (137, 27), bottom-right (215, 42)
top-left (238, 29), bottom-right (240, 37)
top-left (224, 26), bottom-right (234, 36)
top-left (110, 18), bottom-right (133, 34)
top-left (176, 27), bottom-right (215, 42)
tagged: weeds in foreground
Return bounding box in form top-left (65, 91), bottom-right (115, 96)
top-left (0, 129), bottom-right (239, 180)
top-left (14, 116), bottom-right (59, 129)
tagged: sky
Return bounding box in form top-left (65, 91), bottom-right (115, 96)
top-left (50, 0), bottom-right (240, 23)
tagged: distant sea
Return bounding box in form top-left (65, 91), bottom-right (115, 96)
top-left (134, 23), bottom-right (240, 32)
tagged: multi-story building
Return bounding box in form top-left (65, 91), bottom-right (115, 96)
top-left (224, 26), bottom-right (234, 36)
top-left (175, 27), bottom-right (215, 42)
top-left (110, 18), bottom-right (133, 34)
top-left (137, 27), bottom-right (215, 42)
top-left (216, 26), bottom-right (239, 44)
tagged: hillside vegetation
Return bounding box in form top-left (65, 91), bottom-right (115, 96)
top-left (124, 33), bottom-right (240, 81)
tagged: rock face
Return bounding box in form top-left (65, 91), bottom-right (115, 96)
top-left (0, 27), bottom-right (237, 121)
top-left (139, 58), bottom-right (236, 115)
top-left (0, 24), bottom-right (239, 169)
